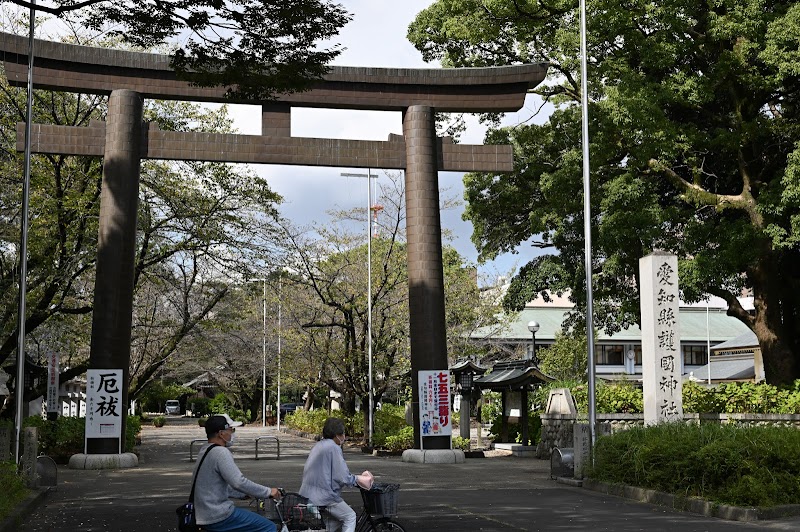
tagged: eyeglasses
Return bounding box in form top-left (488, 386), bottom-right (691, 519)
top-left (228, 427), bottom-right (236, 433)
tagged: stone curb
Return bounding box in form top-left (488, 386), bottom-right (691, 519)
top-left (0, 487), bottom-right (50, 532)
top-left (582, 478), bottom-right (800, 522)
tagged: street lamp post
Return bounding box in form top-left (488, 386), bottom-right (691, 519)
top-left (527, 321), bottom-right (540, 365)
top-left (247, 278), bottom-right (268, 428)
top-left (340, 170), bottom-right (376, 447)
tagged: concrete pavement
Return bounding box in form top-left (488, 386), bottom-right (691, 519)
top-left (14, 416), bottom-right (800, 531)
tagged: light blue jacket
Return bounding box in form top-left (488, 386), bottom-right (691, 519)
top-left (299, 438), bottom-right (357, 506)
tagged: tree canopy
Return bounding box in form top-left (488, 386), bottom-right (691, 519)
top-left (7, 0), bottom-right (351, 100)
top-left (408, 0), bottom-right (800, 384)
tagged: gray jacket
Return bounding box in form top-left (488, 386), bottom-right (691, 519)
top-left (193, 443), bottom-right (273, 525)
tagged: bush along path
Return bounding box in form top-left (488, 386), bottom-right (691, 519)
top-left (588, 423), bottom-right (800, 520)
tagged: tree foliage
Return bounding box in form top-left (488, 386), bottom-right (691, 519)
top-left (6, 0), bottom-right (351, 100)
top-left (537, 330), bottom-right (588, 381)
top-left (408, 0), bottom-right (800, 384)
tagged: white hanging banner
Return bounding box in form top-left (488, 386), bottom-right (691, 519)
top-left (46, 352), bottom-right (59, 414)
top-left (418, 370), bottom-right (452, 438)
top-left (85, 369), bottom-right (123, 440)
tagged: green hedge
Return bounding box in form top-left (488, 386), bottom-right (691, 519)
top-left (590, 423), bottom-right (800, 507)
top-left (384, 426), bottom-right (414, 451)
top-left (22, 415), bottom-right (142, 463)
top-left (284, 405), bottom-right (410, 448)
top-left (539, 380), bottom-right (800, 415)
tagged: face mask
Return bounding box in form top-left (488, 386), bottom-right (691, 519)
top-left (224, 430), bottom-right (236, 448)
top-left (336, 435), bottom-right (346, 446)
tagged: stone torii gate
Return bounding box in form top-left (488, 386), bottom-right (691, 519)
top-left (1, 32), bottom-right (547, 458)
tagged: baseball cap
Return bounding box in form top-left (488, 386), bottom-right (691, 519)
top-left (205, 413), bottom-right (243, 437)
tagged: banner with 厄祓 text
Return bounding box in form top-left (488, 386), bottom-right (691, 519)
top-left (640, 252), bottom-right (683, 424)
top-left (418, 370), bottom-right (451, 438)
top-left (85, 369), bottom-right (123, 439)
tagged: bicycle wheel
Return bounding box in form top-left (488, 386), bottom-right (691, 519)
top-left (371, 517), bottom-right (408, 532)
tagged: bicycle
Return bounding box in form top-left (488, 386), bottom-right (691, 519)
top-left (258, 483), bottom-right (407, 532)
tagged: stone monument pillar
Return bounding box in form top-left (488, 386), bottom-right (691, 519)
top-left (640, 251), bottom-right (683, 424)
top-left (403, 105), bottom-right (449, 451)
top-left (86, 89), bottom-right (143, 455)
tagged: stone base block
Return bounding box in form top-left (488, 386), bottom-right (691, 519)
top-left (401, 449), bottom-right (465, 464)
top-left (493, 443), bottom-right (537, 457)
top-left (68, 453), bottom-right (138, 470)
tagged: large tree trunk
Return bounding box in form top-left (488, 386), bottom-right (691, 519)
top-left (748, 251), bottom-right (799, 385)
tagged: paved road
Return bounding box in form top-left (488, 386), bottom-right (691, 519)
top-left (17, 417), bottom-right (800, 531)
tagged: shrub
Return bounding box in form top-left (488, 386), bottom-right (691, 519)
top-left (284, 408), bottom-right (331, 434)
top-left (590, 423), bottom-right (800, 507)
top-left (452, 436), bottom-right (470, 451)
top-left (0, 462), bottom-right (28, 523)
top-left (152, 416), bottom-right (165, 427)
top-left (207, 393), bottom-right (247, 422)
top-left (23, 416), bottom-right (85, 462)
top-left (189, 397), bottom-right (210, 417)
top-left (126, 416), bottom-right (141, 451)
top-left (488, 413), bottom-right (541, 444)
top-left (373, 405), bottom-right (408, 447)
top-left (596, 381), bottom-right (643, 413)
top-left (21, 415), bottom-right (141, 462)
top-left (198, 416), bottom-right (208, 427)
top-left (480, 391), bottom-right (502, 422)
top-left (384, 426), bottom-right (414, 451)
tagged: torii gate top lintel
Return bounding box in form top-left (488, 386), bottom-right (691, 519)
top-left (0, 31), bottom-right (547, 113)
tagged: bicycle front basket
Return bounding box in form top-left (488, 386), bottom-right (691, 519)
top-left (361, 482), bottom-right (400, 517)
top-left (281, 492), bottom-right (325, 530)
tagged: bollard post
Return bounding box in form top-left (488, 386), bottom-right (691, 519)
top-left (22, 427), bottom-right (38, 488)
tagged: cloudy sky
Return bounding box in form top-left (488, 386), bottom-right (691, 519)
top-left (225, 0), bottom-right (548, 283)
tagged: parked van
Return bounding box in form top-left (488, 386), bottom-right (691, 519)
top-left (165, 400), bottom-right (181, 415)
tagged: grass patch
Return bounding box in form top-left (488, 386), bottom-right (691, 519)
top-left (0, 462), bottom-right (30, 522)
top-left (590, 423), bottom-right (800, 507)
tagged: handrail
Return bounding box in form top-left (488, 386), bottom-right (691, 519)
top-left (255, 436), bottom-right (280, 460)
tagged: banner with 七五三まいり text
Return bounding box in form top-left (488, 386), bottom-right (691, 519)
top-left (418, 370), bottom-right (451, 437)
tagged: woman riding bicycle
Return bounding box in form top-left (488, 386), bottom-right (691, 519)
top-left (299, 417), bottom-right (374, 532)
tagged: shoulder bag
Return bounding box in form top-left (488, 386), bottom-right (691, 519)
top-left (176, 444), bottom-right (218, 532)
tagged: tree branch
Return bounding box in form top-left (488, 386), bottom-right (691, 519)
top-left (6, 0), bottom-right (104, 16)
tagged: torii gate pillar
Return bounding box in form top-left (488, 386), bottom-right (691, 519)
top-left (87, 89), bottom-right (143, 454)
top-left (403, 106), bottom-right (449, 449)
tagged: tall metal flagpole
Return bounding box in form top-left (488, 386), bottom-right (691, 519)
top-left (276, 274), bottom-right (282, 432)
top-left (15, 0), bottom-right (36, 465)
top-left (707, 303), bottom-right (711, 385)
top-left (262, 280), bottom-right (267, 427)
top-left (366, 169), bottom-right (374, 448)
top-left (579, 0), bottom-right (598, 448)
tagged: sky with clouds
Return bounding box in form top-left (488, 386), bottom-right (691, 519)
top-left (224, 0), bottom-right (549, 284)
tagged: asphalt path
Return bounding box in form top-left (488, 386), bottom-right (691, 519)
top-left (17, 416), bottom-right (800, 531)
